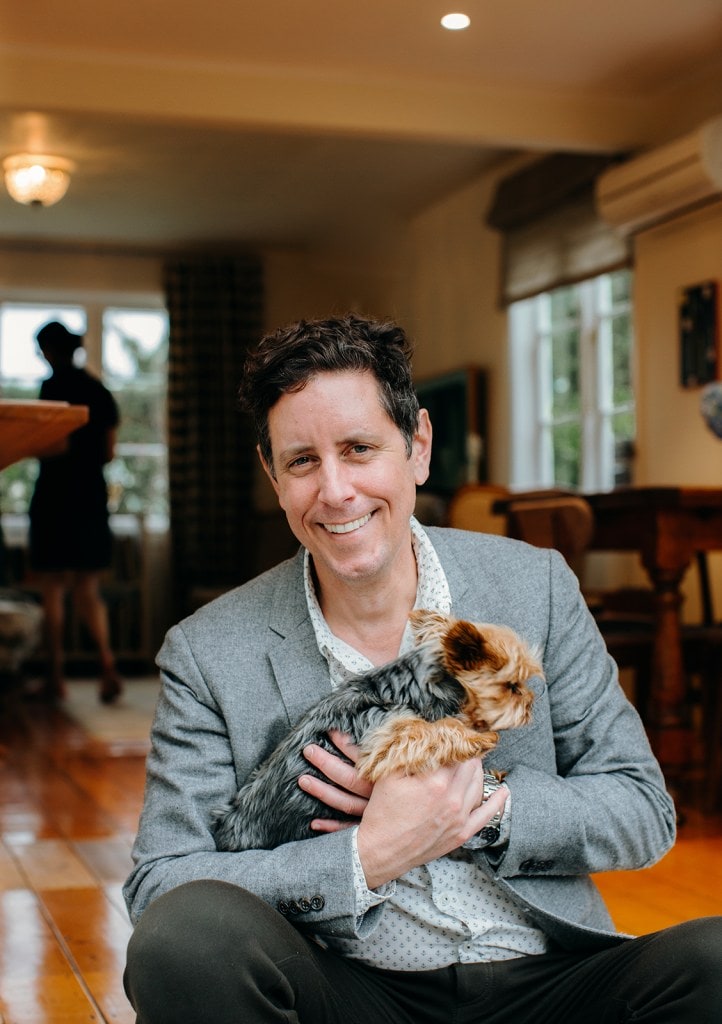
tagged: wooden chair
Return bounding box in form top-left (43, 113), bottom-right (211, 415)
top-left (501, 494), bottom-right (657, 725)
top-left (680, 553), bottom-right (722, 811)
top-left (447, 483), bottom-right (510, 535)
top-left (501, 495), bottom-right (722, 809)
top-left (503, 495), bottom-right (594, 565)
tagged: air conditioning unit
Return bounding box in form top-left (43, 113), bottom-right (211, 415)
top-left (595, 116), bottom-right (722, 235)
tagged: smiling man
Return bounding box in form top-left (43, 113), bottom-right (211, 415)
top-left (123, 314), bottom-right (721, 1023)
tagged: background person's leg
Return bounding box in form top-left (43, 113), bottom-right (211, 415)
top-left (38, 572), bottom-right (67, 699)
top-left (72, 570), bottom-right (122, 702)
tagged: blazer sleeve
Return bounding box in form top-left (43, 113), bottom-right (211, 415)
top-left (488, 548), bottom-right (677, 881)
top-left (122, 622), bottom-right (381, 940)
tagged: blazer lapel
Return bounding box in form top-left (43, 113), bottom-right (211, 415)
top-left (267, 550), bottom-right (334, 723)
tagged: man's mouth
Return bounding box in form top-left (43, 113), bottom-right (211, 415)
top-left (322, 513), bottom-right (372, 535)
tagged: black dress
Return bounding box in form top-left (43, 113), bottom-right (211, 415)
top-left (29, 366), bottom-right (120, 572)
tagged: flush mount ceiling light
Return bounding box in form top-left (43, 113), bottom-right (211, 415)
top-left (441, 12), bottom-right (471, 30)
top-left (3, 153), bottom-right (76, 207)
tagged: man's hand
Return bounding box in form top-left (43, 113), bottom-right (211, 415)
top-left (355, 758), bottom-right (507, 890)
top-left (299, 730), bottom-right (372, 829)
top-left (299, 729), bottom-right (508, 891)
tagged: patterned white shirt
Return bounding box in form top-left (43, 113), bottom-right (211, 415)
top-left (303, 517), bottom-right (550, 969)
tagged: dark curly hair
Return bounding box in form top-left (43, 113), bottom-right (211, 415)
top-left (239, 314), bottom-right (420, 475)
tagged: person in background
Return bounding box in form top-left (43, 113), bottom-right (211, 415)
top-left (123, 314), bottom-right (721, 1022)
top-left (28, 320), bottom-right (122, 704)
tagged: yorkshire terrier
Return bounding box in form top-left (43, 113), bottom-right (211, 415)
top-left (212, 609), bottom-right (541, 851)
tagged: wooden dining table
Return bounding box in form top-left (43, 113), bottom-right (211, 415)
top-left (584, 486), bottom-right (722, 783)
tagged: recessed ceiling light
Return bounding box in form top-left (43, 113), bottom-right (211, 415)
top-left (441, 12), bottom-right (471, 30)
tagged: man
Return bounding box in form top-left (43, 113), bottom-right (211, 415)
top-left (124, 314), bottom-right (721, 1022)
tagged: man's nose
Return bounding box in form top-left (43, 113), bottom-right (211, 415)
top-left (317, 459), bottom-right (355, 504)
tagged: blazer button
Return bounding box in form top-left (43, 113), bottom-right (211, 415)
top-left (288, 900), bottom-right (301, 915)
top-left (519, 859), bottom-right (536, 873)
top-left (310, 895), bottom-right (325, 911)
top-left (298, 898), bottom-right (311, 913)
top-left (277, 900), bottom-right (290, 915)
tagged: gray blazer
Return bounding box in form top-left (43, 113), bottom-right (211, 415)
top-left (123, 527), bottom-right (676, 953)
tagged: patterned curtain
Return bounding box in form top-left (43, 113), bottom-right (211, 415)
top-left (163, 255), bottom-right (264, 616)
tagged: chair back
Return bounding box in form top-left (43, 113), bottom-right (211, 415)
top-left (504, 495), bottom-right (594, 563)
top-left (447, 484), bottom-right (510, 535)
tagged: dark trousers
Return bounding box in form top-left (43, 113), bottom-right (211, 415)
top-left (124, 880), bottom-right (722, 1023)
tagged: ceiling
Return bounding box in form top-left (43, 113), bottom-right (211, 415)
top-left (1, 0), bottom-right (722, 251)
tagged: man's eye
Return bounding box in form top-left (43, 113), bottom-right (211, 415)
top-left (288, 455), bottom-right (312, 470)
top-left (349, 444), bottom-right (371, 455)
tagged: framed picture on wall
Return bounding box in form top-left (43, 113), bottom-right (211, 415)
top-left (415, 366), bottom-right (487, 496)
top-left (679, 280), bottom-right (718, 388)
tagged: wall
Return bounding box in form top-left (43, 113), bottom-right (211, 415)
top-left (632, 199), bottom-right (722, 619)
top-left (0, 248), bottom-right (164, 300)
top-left (633, 200), bottom-right (722, 486)
top-left (400, 162), bottom-right (512, 485)
top-left (264, 240), bottom-right (411, 330)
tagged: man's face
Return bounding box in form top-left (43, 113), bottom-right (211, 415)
top-left (263, 370), bottom-right (431, 594)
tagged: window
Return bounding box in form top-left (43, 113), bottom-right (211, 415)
top-left (0, 301), bottom-right (168, 524)
top-left (509, 269), bottom-right (635, 492)
top-left (102, 308), bottom-right (168, 522)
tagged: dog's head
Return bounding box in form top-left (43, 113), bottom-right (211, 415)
top-left (409, 609), bottom-right (540, 731)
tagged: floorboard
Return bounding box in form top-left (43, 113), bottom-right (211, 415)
top-left (0, 682), bottom-right (720, 1023)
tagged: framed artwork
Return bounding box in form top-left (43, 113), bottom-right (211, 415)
top-left (679, 281), bottom-right (718, 388)
top-left (415, 366), bottom-right (487, 496)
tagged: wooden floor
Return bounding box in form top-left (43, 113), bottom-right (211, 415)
top-left (1, 687), bottom-right (721, 1024)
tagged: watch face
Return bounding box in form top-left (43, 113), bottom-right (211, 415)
top-left (478, 825), bottom-right (501, 845)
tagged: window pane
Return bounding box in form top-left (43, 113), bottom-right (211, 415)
top-left (103, 309), bottom-right (168, 382)
top-left (0, 304), bottom-right (87, 512)
top-left (0, 304), bottom-right (86, 390)
top-left (102, 308), bottom-right (169, 520)
top-left (0, 303), bottom-right (169, 520)
top-left (612, 411), bottom-right (636, 486)
top-left (610, 269), bottom-right (631, 305)
top-left (510, 269), bottom-right (635, 492)
top-left (550, 328), bottom-right (580, 419)
top-left (611, 312), bottom-right (633, 406)
top-left (549, 285), bottom-right (581, 322)
top-left (551, 421), bottom-right (581, 488)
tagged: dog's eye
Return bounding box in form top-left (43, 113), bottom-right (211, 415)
top-left (507, 681), bottom-right (521, 694)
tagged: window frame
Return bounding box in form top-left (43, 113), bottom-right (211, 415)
top-left (509, 269), bottom-right (635, 492)
top-left (0, 291), bottom-right (169, 524)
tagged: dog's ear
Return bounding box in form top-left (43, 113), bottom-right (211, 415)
top-left (408, 609), bottom-right (450, 643)
top-left (443, 620), bottom-right (505, 674)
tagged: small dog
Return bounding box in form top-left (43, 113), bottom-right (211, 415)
top-left (212, 609), bottom-right (541, 852)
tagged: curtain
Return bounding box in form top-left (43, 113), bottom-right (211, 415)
top-left (486, 153), bottom-right (632, 305)
top-left (163, 255), bottom-right (264, 614)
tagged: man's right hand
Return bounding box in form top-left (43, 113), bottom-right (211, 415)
top-left (355, 757), bottom-right (508, 890)
top-left (300, 731), bottom-right (508, 891)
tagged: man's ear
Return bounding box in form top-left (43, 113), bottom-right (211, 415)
top-left (412, 408), bottom-right (433, 486)
top-left (258, 445), bottom-right (280, 497)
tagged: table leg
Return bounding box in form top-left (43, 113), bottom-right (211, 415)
top-left (644, 565), bottom-right (694, 784)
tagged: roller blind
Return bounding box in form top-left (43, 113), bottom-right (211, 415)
top-left (487, 153), bottom-right (632, 305)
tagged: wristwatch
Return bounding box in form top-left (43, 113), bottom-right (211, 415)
top-left (478, 772), bottom-right (505, 846)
